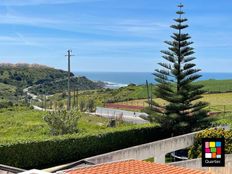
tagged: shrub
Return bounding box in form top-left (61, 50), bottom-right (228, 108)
top-left (0, 101), bottom-right (13, 109)
top-left (79, 100), bottom-right (85, 112)
top-left (128, 83), bottom-right (136, 87)
top-left (86, 99), bottom-right (95, 112)
top-left (107, 119), bottom-right (116, 127)
top-left (44, 110), bottom-right (81, 135)
top-left (0, 125), bottom-right (168, 169)
top-left (188, 128), bottom-right (232, 159)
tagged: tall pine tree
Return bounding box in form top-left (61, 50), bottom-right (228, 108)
top-left (153, 4), bottom-right (209, 135)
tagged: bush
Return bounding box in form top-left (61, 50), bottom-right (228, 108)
top-left (128, 83), bottom-right (136, 87)
top-left (188, 128), bottom-right (232, 159)
top-left (0, 101), bottom-right (13, 109)
top-left (107, 119), bottom-right (116, 127)
top-left (79, 100), bottom-right (85, 112)
top-left (0, 125), bottom-right (168, 169)
top-left (44, 110), bottom-right (81, 135)
top-left (86, 99), bottom-right (95, 112)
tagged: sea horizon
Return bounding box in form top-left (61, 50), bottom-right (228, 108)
top-left (74, 72), bottom-right (232, 88)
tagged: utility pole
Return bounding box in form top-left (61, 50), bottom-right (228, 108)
top-left (44, 94), bottom-right (46, 111)
top-left (73, 88), bottom-right (76, 108)
top-left (76, 77), bottom-right (79, 110)
top-left (43, 84), bottom-right (46, 111)
top-left (150, 83), bottom-right (153, 107)
top-left (65, 50), bottom-right (74, 111)
top-left (146, 80), bottom-right (151, 108)
top-left (76, 87), bottom-right (78, 110)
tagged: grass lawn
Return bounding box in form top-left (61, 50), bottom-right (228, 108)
top-left (0, 107), bottom-right (48, 143)
top-left (0, 107), bottom-right (147, 144)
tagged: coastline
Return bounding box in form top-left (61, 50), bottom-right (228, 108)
top-left (75, 72), bottom-right (232, 88)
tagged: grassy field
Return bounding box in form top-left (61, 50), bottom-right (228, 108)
top-left (214, 113), bottom-right (232, 126)
top-left (47, 79), bottom-right (232, 110)
top-left (196, 79), bottom-right (232, 93)
top-left (0, 107), bottom-right (48, 143)
top-left (0, 107), bottom-right (147, 144)
top-left (49, 85), bottom-right (149, 107)
top-left (115, 92), bottom-right (232, 112)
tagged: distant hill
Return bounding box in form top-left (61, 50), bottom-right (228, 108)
top-left (0, 63), bottom-right (73, 90)
top-left (0, 63), bottom-right (105, 97)
top-left (29, 76), bottom-right (105, 95)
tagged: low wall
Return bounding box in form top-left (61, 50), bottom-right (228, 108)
top-left (95, 107), bottom-right (149, 124)
top-left (0, 164), bottom-right (25, 174)
top-left (85, 131), bottom-right (198, 164)
top-left (96, 107), bottom-right (148, 117)
top-left (171, 154), bottom-right (232, 174)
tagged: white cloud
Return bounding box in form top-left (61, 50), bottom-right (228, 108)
top-left (0, 11), bottom-right (169, 39)
top-left (0, 34), bottom-right (161, 48)
top-left (54, 18), bottom-right (169, 38)
top-left (0, 0), bottom-right (103, 6)
top-left (0, 13), bottom-right (61, 26)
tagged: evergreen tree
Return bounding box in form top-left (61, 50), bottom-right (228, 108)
top-left (153, 4), bottom-right (209, 135)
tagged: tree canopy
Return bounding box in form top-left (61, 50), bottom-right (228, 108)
top-left (152, 4), bottom-right (209, 135)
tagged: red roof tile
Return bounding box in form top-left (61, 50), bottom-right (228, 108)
top-left (64, 160), bottom-right (211, 174)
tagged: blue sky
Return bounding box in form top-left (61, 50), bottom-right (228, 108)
top-left (0, 0), bottom-right (231, 72)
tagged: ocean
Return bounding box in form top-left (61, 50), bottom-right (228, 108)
top-left (75, 72), bottom-right (232, 88)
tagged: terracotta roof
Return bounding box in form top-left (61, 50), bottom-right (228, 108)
top-left (64, 160), bottom-right (211, 174)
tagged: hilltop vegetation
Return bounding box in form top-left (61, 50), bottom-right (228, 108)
top-left (0, 63), bottom-right (72, 90)
top-left (29, 76), bottom-right (105, 95)
top-left (0, 63), bottom-right (105, 105)
top-left (0, 83), bottom-right (17, 108)
top-left (0, 83), bottom-right (16, 99)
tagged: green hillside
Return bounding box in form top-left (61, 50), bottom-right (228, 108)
top-left (29, 76), bottom-right (105, 95)
top-left (0, 83), bottom-right (17, 107)
top-left (105, 79), bottom-right (232, 102)
top-left (195, 79), bottom-right (232, 93)
top-left (0, 63), bottom-right (72, 90)
top-left (0, 83), bottom-right (16, 98)
top-left (0, 63), bottom-right (105, 107)
top-left (50, 79), bottom-right (232, 108)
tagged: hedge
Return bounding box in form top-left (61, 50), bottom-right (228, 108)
top-left (0, 125), bottom-right (168, 169)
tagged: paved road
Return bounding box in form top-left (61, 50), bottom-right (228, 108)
top-left (32, 105), bottom-right (53, 112)
top-left (23, 86), bottom-right (42, 102)
top-left (23, 86), bottom-right (52, 111)
top-left (23, 77), bottom-right (69, 104)
top-left (95, 107), bottom-right (149, 124)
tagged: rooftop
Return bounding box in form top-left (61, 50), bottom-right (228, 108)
top-left (63, 160), bottom-right (211, 174)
